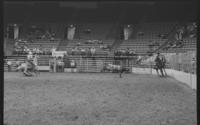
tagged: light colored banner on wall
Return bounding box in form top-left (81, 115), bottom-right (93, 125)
top-left (67, 27), bottom-right (76, 40)
top-left (14, 24), bottom-right (19, 39)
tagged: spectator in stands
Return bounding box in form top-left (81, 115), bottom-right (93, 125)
top-left (14, 41), bottom-right (19, 48)
top-left (74, 47), bottom-right (79, 55)
top-left (136, 55), bottom-right (142, 64)
top-left (32, 48), bottom-right (36, 54)
top-left (70, 60), bottom-right (77, 72)
top-left (129, 49), bottom-right (136, 56)
top-left (98, 40), bottom-right (103, 44)
top-left (175, 27), bottom-right (184, 41)
top-left (49, 57), bottom-right (55, 72)
top-left (7, 60), bottom-right (12, 72)
top-left (90, 47), bottom-right (96, 56)
top-left (24, 47), bottom-right (30, 54)
top-left (121, 49), bottom-right (126, 56)
top-left (35, 48), bottom-right (40, 55)
top-left (52, 32), bottom-right (56, 37)
top-left (81, 48), bottom-right (86, 56)
top-left (50, 37), bottom-right (55, 41)
top-left (107, 45), bottom-right (112, 51)
top-left (87, 48), bottom-right (91, 56)
top-left (114, 50), bottom-right (120, 56)
top-left (65, 49), bottom-right (68, 56)
top-left (76, 42), bottom-right (81, 46)
top-left (100, 44), bottom-right (108, 50)
top-left (51, 46), bottom-right (56, 55)
top-left (23, 40), bottom-right (28, 45)
top-left (126, 48), bottom-right (130, 56)
top-left (100, 44), bottom-right (104, 49)
top-left (57, 57), bottom-right (64, 72)
top-left (71, 48), bottom-right (75, 55)
top-left (158, 34), bottom-right (167, 39)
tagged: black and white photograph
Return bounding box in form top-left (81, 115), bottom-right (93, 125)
top-left (3, 1), bottom-right (197, 125)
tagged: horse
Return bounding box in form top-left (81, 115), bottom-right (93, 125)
top-left (154, 56), bottom-right (164, 77)
top-left (101, 64), bottom-right (130, 78)
top-left (16, 62), bottom-right (40, 76)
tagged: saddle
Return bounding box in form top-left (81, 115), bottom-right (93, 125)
top-left (27, 61), bottom-right (35, 70)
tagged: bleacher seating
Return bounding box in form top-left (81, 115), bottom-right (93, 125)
top-left (59, 39), bottom-right (114, 56)
top-left (4, 22), bottom-right (196, 73)
top-left (160, 38), bottom-right (196, 53)
top-left (4, 56), bottom-right (26, 71)
top-left (76, 23), bottom-right (114, 40)
top-left (116, 23), bottom-right (176, 55)
top-left (134, 23), bottom-right (176, 39)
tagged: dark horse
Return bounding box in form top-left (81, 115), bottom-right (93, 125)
top-left (154, 54), bottom-right (164, 77)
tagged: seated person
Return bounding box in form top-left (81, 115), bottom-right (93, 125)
top-left (71, 48), bottom-right (75, 55)
top-left (81, 48), bottom-right (86, 56)
top-left (90, 47), bottom-right (96, 56)
top-left (100, 44), bottom-right (104, 49)
top-left (51, 46), bottom-right (56, 53)
top-left (74, 47), bottom-right (79, 55)
top-left (97, 40), bottom-right (103, 44)
top-left (76, 42), bottom-right (81, 46)
top-left (36, 48), bottom-right (40, 55)
top-left (125, 48), bottom-right (130, 56)
top-left (120, 49), bottom-right (126, 56)
top-left (70, 60), bottom-right (76, 68)
top-left (86, 40), bottom-right (95, 44)
top-left (7, 60), bottom-right (12, 72)
top-left (14, 41), bottom-right (19, 48)
top-left (56, 57), bottom-right (64, 72)
top-left (32, 48), bottom-right (37, 54)
top-left (86, 48), bottom-right (91, 56)
top-left (100, 44), bottom-right (108, 50)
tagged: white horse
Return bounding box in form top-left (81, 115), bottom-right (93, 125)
top-left (102, 64), bottom-right (129, 78)
top-left (16, 62), bottom-right (39, 76)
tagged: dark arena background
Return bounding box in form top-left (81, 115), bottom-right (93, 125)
top-left (3, 1), bottom-right (197, 125)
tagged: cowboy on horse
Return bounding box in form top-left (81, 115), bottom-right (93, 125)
top-left (16, 51), bottom-right (39, 76)
top-left (154, 53), bottom-right (164, 77)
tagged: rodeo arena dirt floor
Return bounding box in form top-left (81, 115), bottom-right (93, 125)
top-left (4, 72), bottom-right (196, 125)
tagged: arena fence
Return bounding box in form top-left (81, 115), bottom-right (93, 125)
top-left (65, 56), bottom-right (138, 73)
top-left (4, 51), bottom-right (196, 74)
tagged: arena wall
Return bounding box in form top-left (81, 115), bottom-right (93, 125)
top-left (132, 67), bottom-right (196, 90)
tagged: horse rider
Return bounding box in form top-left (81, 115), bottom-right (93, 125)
top-left (160, 54), bottom-right (167, 76)
top-left (154, 53), bottom-right (164, 77)
top-left (33, 54), bottom-right (39, 67)
top-left (24, 51), bottom-right (34, 74)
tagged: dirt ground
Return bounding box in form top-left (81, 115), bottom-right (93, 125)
top-left (4, 72), bottom-right (196, 125)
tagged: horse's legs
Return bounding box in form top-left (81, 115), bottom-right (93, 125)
top-left (34, 68), bottom-right (40, 76)
top-left (24, 66), bottom-right (28, 74)
top-left (119, 69), bottom-right (123, 78)
top-left (156, 69), bottom-right (159, 76)
top-left (160, 68), bottom-right (164, 77)
top-left (163, 68), bottom-right (167, 76)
